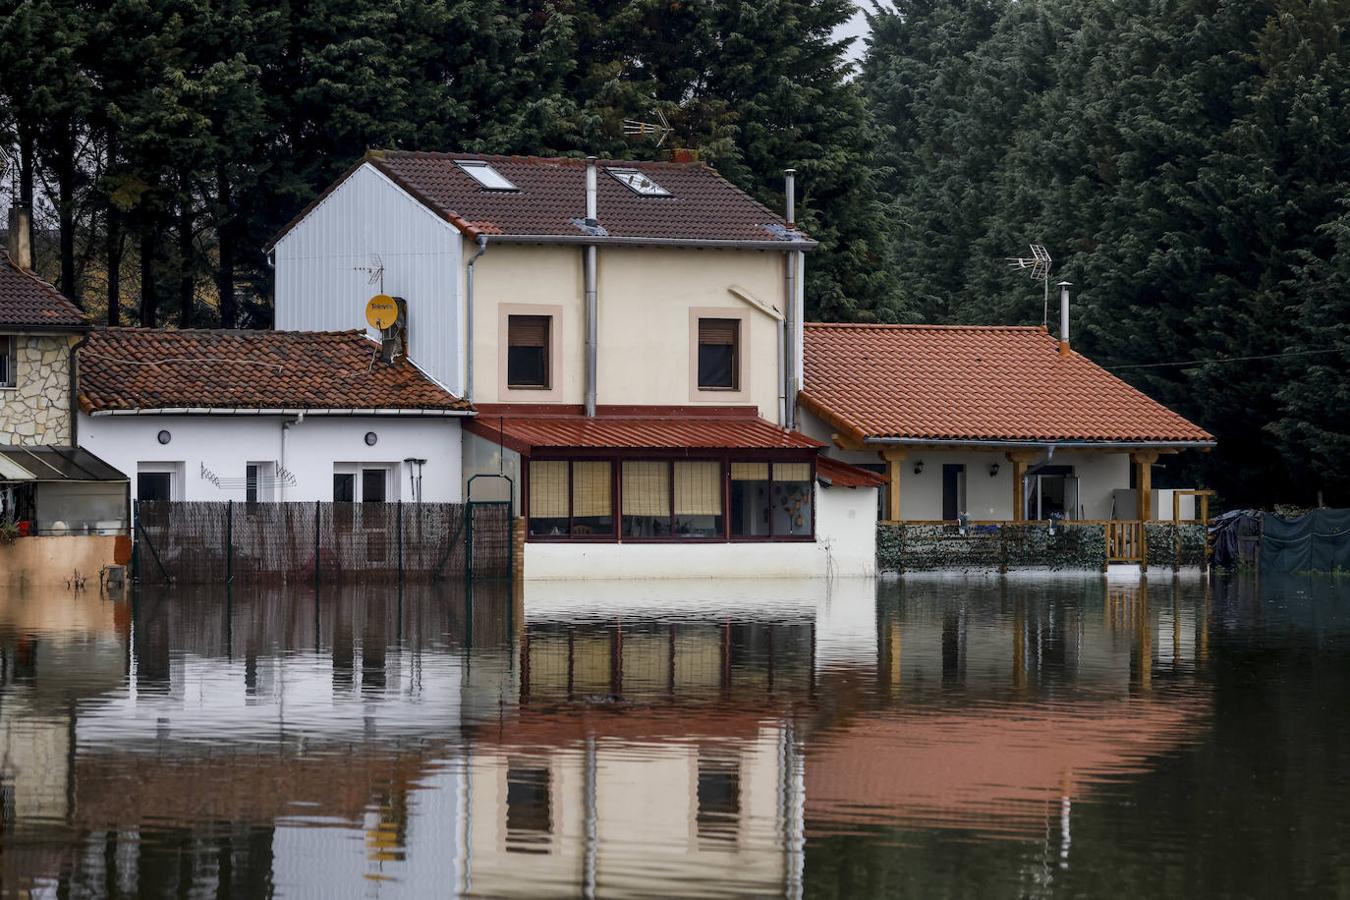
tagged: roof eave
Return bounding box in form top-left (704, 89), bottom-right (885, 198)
top-left (485, 234), bottom-right (817, 251)
top-left (861, 437), bottom-right (1217, 450)
top-left (86, 407), bottom-right (474, 417)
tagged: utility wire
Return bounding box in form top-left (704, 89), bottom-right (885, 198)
top-left (1108, 347), bottom-right (1348, 371)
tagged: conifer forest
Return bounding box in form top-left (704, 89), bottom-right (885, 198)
top-left (1, 0), bottom-right (1347, 506)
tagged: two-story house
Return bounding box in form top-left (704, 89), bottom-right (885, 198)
top-left (2, 208), bottom-right (129, 584)
top-left (269, 152), bottom-right (882, 578)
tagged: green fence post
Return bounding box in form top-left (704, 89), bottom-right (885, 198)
top-left (131, 499), bottom-right (140, 582)
top-left (225, 500), bottom-right (234, 584)
top-left (313, 500), bottom-right (321, 591)
top-left (465, 503), bottom-right (474, 581)
top-left (397, 501), bottom-right (404, 585)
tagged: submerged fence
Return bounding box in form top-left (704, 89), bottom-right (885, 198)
top-left (877, 520), bottom-right (1209, 574)
top-left (134, 500), bottom-right (513, 585)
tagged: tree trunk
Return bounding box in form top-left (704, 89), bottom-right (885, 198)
top-left (216, 166), bottom-right (237, 329)
top-left (56, 123), bottom-right (80, 307)
top-left (106, 202), bottom-right (123, 326)
top-left (138, 205), bottom-right (159, 328)
top-left (177, 192), bottom-right (194, 327)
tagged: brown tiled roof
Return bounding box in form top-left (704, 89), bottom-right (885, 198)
top-left (802, 323), bottom-right (1214, 444)
top-left (79, 328), bottom-right (470, 413)
top-left (270, 151), bottom-right (814, 248)
top-left (0, 250), bottom-right (86, 329)
top-left (817, 455), bottom-right (887, 489)
top-left (465, 405), bottom-right (821, 455)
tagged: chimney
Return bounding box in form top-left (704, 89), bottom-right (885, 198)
top-left (784, 169), bottom-right (796, 228)
top-left (380, 297), bottom-right (408, 365)
top-left (6, 205), bottom-right (32, 271)
top-left (584, 156), bottom-right (598, 226)
top-left (670, 148), bottom-right (700, 164)
top-left (1058, 281), bottom-right (1072, 356)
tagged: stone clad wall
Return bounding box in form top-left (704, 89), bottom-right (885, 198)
top-left (0, 334), bottom-right (77, 445)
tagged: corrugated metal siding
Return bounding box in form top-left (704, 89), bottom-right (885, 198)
top-left (273, 164), bottom-right (463, 392)
top-left (468, 413), bottom-right (823, 450)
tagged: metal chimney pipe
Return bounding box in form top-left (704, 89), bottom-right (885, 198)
top-left (784, 169), bottom-right (796, 227)
top-left (585, 156), bottom-right (598, 226)
top-left (584, 156), bottom-right (599, 416)
top-left (1058, 281), bottom-right (1072, 356)
top-left (6, 204), bottom-right (32, 271)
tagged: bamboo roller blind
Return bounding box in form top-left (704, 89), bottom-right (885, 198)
top-left (698, 318), bottom-right (739, 345)
top-left (622, 461), bottom-right (670, 516)
top-left (572, 461), bottom-right (611, 518)
top-left (674, 461), bottom-right (722, 515)
top-left (529, 460), bottom-right (568, 518)
top-left (509, 315), bottom-right (550, 347)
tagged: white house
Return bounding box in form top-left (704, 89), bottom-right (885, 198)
top-left (268, 151), bottom-right (882, 578)
top-left (77, 328), bottom-right (470, 506)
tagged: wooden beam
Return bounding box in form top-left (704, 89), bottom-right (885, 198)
top-left (1130, 450), bottom-right (1159, 521)
top-left (832, 433), bottom-right (867, 452)
top-left (880, 447), bottom-right (907, 521)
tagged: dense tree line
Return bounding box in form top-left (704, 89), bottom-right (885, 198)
top-left (0, 0), bottom-right (899, 329)
top-left (1, 0), bottom-right (1347, 504)
top-left (861, 0), bottom-right (1350, 506)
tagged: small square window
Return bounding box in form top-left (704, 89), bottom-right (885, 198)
top-left (698, 318), bottom-right (739, 390)
top-left (0, 335), bottom-right (15, 388)
top-left (508, 315), bottom-right (551, 389)
top-left (607, 167), bottom-right (671, 197)
top-left (456, 160), bottom-right (517, 191)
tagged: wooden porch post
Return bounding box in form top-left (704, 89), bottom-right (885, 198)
top-left (880, 447), bottom-right (907, 522)
top-left (1006, 450), bottom-right (1038, 522)
top-left (1130, 450), bottom-right (1159, 521)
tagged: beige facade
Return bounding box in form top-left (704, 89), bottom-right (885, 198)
top-left (0, 333), bottom-right (77, 445)
top-left (471, 243), bottom-right (788, 419)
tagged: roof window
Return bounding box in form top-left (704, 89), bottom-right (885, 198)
top-left (456, 160), bottom-right (517, 191)
top-left (606, 167), bottom-right (671, 197)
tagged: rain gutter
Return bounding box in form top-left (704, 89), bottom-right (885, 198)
top-left (89, 407), bottom-right (475, 417)
top-left (861, 437), bottom-right (1216, 450)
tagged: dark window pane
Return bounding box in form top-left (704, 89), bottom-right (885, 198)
top-left (506, 765), bottom-right (551, 853)
top-left (698, 344), bottom-right (736, 389)
top-left (137, 472), bottom-right (172, 503)
top-left (246, 465), bottom-right (259, 505)
top-left (696, 760), bottom-right (740, 841)
top-left (333, 473), bottom-right (355, 502)
top-left (730, 463), bottom-right (771, 538)
top-left (508, 346), bottom-right (548, 388)
top-left (362, 469), bottom-right (386, 503)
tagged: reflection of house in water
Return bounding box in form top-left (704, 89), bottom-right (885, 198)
top-left (461, 604), bottom-right (816, 898)
top-left (806, 578), bottom-right (1214, 844)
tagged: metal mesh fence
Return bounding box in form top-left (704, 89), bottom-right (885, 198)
top-left (135, 500), bottom-right (512, 584)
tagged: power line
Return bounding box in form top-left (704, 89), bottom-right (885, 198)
top-left (1107, 347), bottom-right (1348, 371)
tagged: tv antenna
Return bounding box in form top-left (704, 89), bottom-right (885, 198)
top-left (354, 253), bottom-right (385, 293)
top-left (1006, 244), bottom-right (1053, 326)
top-left (623, 108), bottom-right (671, 147)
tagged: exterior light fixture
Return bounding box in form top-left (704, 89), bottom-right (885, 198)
top-left (364, 431), bottom-right (378, 447)
top-left (913, 460), bottom-right (924, 475)
top-left (157, 430), bottom-right (172, 445)
top-left (989, 462), bottom-right (1001, 478)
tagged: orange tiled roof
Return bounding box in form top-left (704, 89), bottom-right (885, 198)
top-left (79, 328), bottom-right (470, 413)
top-left (0, 250), bottom-right (87, 329)
top-left (466, 405), bottom-right (821, 455)
top-left (816, 455), bottom-right (887, 488)
top-left (270, 151), bottom-right (815, 249)
top-left (802, 323), bottom-right (1213, 444)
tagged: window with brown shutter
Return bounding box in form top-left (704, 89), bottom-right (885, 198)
top-left (508, 315), bottom-right (551, 388)
top-left (697, 318), bottom-right (739, 390)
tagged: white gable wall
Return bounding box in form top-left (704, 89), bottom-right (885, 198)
top-left (273, 163), bottom-right (463, 393)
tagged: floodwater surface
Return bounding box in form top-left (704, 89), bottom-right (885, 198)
top-left (0, 574), bottom-right (1347, 898)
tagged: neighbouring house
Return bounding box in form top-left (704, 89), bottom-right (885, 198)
top-left (269, 151), bottom-right (883, 578)
top-left (798, 318), bottom-right (1216, 524)
top-left (2, 207), bottom-right (129, 584)
top-left (76, 328), bottom-right (472, 507)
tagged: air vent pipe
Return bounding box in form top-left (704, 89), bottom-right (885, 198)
top-left (1058, 281), bottom-right (1072, 356)
top-left (584, 157), bottom-right (599, 417)
top-left (6, 204), bottom-right (32, 270)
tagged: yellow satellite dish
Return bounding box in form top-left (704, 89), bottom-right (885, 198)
top-left (365, 294), bottom-right (398, 330)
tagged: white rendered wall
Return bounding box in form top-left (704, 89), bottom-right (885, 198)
top-left (524, 482), bottom-right (876, 580)
top-left (78, 413), bottom-right (463, 503)
top-left (272, 163), bottom-right (463, 394)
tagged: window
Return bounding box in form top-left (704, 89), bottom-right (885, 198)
top-left (942, 464), bottom-right (966, 521)
top-left (696, 757), bottom-right (740, 842)
top-left (507, 315), bottom-right (551, 389)
top-left (333, 466), bottom-right (394, 502)
top-left (620, 460), bottom-right (726, 538)
top-left (333, 473), bottom-right (355, 502)
top-left (730, 462), bottom-right (771, 537)
top-left (606, 167), bottom-right (671, 197)
top-left (697, 319), bottom-right (739, 390)
top-left (0, 335), bottom-right (14, 388)
top-left (137, 472), bottom-right (172, 503)
top-left (505, 764), bottom-right (552, 853)
top-left (362, 469), bottom-right (387, 503)
top-left (674, 461), bottom-right (723, 537)
top-left (246, 464), bottom-right (259, 505)
top-left (528, 459), bottom-right (614, 537)
top-left (455, 159), bottom-right (517, 191)
top-left (1027, 465), bottom-right (1080, 520)
top-left (770, 462), bottom-right (814, 537)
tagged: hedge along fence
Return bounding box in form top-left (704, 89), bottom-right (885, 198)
top-left (878, 521), bottom-right (1211, 574)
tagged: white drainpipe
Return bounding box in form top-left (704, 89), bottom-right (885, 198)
top-left (584, 157), bottom-right (599, 418)
top-left (783, 169), bottom-right (798, 430)
top-left (465, 234), bottom-right (489, 402)
top-left (280, 411), bottom-right (304, 501)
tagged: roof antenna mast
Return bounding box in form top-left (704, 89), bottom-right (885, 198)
top-left (1005, 244), bottom-right (1053, 326)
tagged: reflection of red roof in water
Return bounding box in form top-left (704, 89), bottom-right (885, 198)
top-left (805, 696), bottom-right (1210, 839)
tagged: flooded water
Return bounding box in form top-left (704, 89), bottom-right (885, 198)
top-left (1, 574), bottom-right (1348, 898)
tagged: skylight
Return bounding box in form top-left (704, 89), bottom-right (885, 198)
top-left (456, 160), bottom-right (517, 191)
top-left (607, 167), bottom-right (671, 197)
